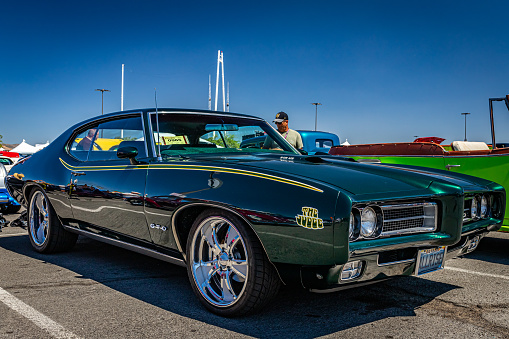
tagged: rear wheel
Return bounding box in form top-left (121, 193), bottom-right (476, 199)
top-left (186, 209), bottom-right (280, 317)
top-left (28, 188), bottom-right (78, 253)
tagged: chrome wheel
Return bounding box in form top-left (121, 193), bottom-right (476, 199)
top-left (29, 191), bottom-right (49, 246)
top-left (189, 216), bottom-right (248, 308)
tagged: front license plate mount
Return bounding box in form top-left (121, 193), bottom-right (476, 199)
top-left (415, 246), bottom-right (447, 276)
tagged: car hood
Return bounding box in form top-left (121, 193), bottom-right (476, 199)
top-left (198, 154), bottom-right (489, 196)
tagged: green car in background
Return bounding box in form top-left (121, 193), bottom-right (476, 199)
top-left (330, 95), bottom-right (509, 232)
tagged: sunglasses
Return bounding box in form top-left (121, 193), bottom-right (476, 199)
top-left (275, 120), bottom-right (287, 125)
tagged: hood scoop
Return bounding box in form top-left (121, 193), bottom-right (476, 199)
top-left (304, 156), bottom-right (326, 163)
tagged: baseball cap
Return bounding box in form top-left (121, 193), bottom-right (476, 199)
top-left (273, 111), bottom-right (289, 123)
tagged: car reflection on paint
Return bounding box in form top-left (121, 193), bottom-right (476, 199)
top-left (5, 108), bottom-right (505, 316)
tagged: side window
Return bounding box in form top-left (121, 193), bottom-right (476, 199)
top-left (0, 158), bottom-right (13, 166)
top-left (69, 115), bottom-right (146, 161)
top-left (315, 139), bottom-right (333, 149)
top-left (70, 128), bottom-right (99, 161)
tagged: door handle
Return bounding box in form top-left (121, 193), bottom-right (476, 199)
top-left (71, 171), bottom-right (86, 176)
top-left (445, 164), bottom-right (461, 170)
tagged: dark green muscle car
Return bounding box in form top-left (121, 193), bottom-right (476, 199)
top-left (5, 109), bottom-right (505, 316)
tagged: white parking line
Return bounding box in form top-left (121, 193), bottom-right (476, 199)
top-left (0, 287), bottom-right (80, 339)
top-left (446, 266), bottom-right (509, 280)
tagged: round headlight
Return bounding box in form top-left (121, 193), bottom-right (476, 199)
top-left (471, 197), bottom-right (480, 220)
top-left (480, 195), bottom-right (489, 218)
top-left (361, 207), bottom-right (377, 237)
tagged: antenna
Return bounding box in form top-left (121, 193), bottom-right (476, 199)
top-left (208, 74), bottom-right (212, 110)
top-left (214, 50), bottom-right (226, 111)
top-left (121, 64), bottom-right (124, 111)
top-left (155, 88), bottom-right (162, 161)
top-left (226, 81), bottom-right (229, 112)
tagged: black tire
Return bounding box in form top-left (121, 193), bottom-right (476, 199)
top-left (4, 204), bottom-right (21, 214)
top-left (27, 188), bottom-right (78, 253)
top-left (186, 209), bottom-right (281, 317)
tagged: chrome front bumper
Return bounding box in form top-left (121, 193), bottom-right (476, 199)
top-left (445, 230), bottom-right (489, 260)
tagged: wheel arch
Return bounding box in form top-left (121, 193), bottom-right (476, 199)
top-left (171, 203), bottom-right (275, 267)
top-left (22, 182), bottom-right (66, 225)
top-left (23, 182), bottom-right (45, 204)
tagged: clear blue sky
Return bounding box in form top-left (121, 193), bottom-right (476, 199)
top-left (2, 0), bottom-right (509, 145)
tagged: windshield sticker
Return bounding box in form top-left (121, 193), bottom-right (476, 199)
top-left (161, 135), bottom-right (189, 145)
top-left (296, 207), bottom-right (324, 230)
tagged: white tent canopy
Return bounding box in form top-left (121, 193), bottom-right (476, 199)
top-left (34, 141), bottom-right (50, 151)
top-left (341, 139), bottom-right (350, 146)
top-left (11, 139), bottom-right (38, 155)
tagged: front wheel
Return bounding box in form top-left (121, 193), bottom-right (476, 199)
top-left (186, 209), bottom-right (280, 316)
top-left (28, 188), bottom-right (78, 253)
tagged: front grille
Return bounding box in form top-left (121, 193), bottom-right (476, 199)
top-left (383, 218), bottom-right (424, 231)
top-left (380, 203), bottom-right (437, 237)
top-left (383, 206), bottom-right (424, 220)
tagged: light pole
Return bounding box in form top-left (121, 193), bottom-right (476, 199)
top-left (95, 89), bottom-right (111, 115)
top-left (311, 103), bottom-right (322, 131)
top-left (461, 112), bottom-right (470, 141)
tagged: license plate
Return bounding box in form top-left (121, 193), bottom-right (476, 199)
top-left (415, 246), bottom-right (447, 276)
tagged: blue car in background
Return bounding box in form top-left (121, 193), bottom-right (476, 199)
top-left (240, 130), bottom-right (340, 155)
top-left (0, 163), bottom-right (21, 214)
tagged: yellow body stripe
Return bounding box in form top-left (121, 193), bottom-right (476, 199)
top-left (60, 158), bottom-right (323, 193)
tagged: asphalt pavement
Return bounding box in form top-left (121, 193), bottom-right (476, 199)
top-left (1, 209), bottom-right (508, 338)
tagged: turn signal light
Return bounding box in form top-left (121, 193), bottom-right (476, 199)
top-left (340, 260), bottom-right (364, 281)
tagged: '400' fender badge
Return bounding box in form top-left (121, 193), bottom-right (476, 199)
top-left (296, 207), bottom-right (324, 230)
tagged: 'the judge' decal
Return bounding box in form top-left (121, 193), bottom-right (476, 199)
top-left (296, 207), bottom-right (324, 230)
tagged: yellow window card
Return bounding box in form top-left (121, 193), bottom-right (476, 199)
top-left (160, 135), bottom-right (189, 145)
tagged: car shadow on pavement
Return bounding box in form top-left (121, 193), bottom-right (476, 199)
top-left (467, 234), bottom-right (509, 266)
top-left (0, 233), bottom-right (460, 338)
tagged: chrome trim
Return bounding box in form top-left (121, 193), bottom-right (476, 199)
top-left (445, 164), bottom-right (461, 170)
top-left (381, 227), bottom-right (436, 237)
top-left (380, 202), bottom-right (437, 237)
top-left (66, 112), bottom-right (144, 163)
top-left (62, 225), bottom-right (186, 267)
top-left (351, 202), bottom-right (437, 241)
top-left (146, 111), bottom-right (158, 159)
top-left (140, 113), bottom-right (149, 157)
top-left (147, 110), bottom-right (265, 121)
top-left (356, 158), bottom-right (381, 163)
top-left (446, 230), bottom-right (488, 260)
top-left (377, 258), bottom-right (415, 267)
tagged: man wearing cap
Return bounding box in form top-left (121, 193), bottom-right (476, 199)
top-left (263, 111), bottom-right (303, 150)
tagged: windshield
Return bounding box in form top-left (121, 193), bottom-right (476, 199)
top-left (150, 112), bottom-right (299, 159)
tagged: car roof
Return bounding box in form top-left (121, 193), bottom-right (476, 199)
top-left (87, 108), bottom-right (262, 122)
